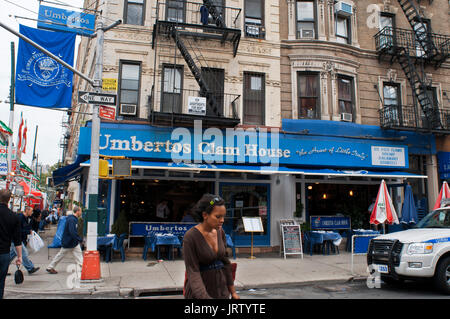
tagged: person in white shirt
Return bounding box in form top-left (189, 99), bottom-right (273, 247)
top-left (156, 200), bottom-right (169, 221)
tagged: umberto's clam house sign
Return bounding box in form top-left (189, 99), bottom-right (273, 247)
top-left (78, 123), bottom-right (408, 169)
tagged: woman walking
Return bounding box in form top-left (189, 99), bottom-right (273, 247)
top-left (183, 194), bottom-right (239, 299)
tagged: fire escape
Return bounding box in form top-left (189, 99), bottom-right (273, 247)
top-left (375, 0), bottom-right (450, 133)
top-left (150, 0), bottom-right (242, 128)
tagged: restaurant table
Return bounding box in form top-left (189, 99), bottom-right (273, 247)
top-left (97, 235), bottom-right (115, 262)
top-left (309, 231), bottom-right (342, 255)
top-left (145, 234), bottom-right (181, 260)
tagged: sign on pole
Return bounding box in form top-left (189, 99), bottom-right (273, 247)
top-left (78, 91), bottom-right (117, 106)
top-left (99, 105), bottom-right (116, 120)
top-left (37, 5), bottom-right (95, 36)
top-left (102, 78), bottom-right (118, 91)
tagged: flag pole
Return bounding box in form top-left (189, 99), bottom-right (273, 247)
top-left (7, 42), bottom-right (15, 192)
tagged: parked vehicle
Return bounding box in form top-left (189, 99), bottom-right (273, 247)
top-left (367, 207), bottom-right (450, 294)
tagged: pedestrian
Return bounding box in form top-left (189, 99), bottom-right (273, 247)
top-left (182, 194), bottom-right (239, 299)
top-left (156, 199), bottom-right (170, 221)
top-left (9, 206), bottom-right (40, 275)
top-left (0, 189), bottom-right (22, 299)
top-left (46, 206), bottom-right (84, 274)
top-left (180, 205), bottom-right (195, 223)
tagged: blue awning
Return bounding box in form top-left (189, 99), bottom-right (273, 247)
top-left (80, 160), bottom-right (427, 179)
top-left (52, 156), bottom-right (85, 186)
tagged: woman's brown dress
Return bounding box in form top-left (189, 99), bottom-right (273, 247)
top-left (183, 227), bottom-right (234, 299)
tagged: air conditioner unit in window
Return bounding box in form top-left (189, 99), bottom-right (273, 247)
top-left (335, 1), bottom-right (353, 16)
top-left (119, 104), bottom-right (137, 116)
top-left (299, 29), bottom-right (314, 38)
top-left (340, 112), bottom-right (353, 122)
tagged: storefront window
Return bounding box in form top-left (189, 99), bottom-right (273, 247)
top-left (221, 184), bottom-right (270, 246)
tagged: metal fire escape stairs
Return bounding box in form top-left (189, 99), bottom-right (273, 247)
top-left (395, 0), bottom-right (443, 128)
top-left (165, 0), bottom-right (236, 118)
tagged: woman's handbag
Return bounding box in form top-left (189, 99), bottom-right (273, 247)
top-left (28, 231), bottom-right (45, 253)
top-left (14, 265), bottom-right (24, 285)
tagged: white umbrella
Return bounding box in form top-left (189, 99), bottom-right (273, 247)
top-left (370, 180), bottom-right (399, 231)
top-left (433, 181), bottom-right (450, 210)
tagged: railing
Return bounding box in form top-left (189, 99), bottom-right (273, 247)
top-left (375, 26), bottom-right (450, 60)
top-left (152, 88), bottom-right (240, 120)
top-left (379, 105), bottom-right (450, 131)
top-left (154, 0), bottom-right (241, 30)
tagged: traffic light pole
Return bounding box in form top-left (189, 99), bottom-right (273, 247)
top-left (85, 15), bottom-right (104, 252)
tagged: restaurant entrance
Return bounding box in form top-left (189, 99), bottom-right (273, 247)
top-left (220, 183), bottom-right (270, 247)
top-left (118, 179), bottom-right (214, 223)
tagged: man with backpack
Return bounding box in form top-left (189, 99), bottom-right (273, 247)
top-left (46, 206), bottom-right (83, 274)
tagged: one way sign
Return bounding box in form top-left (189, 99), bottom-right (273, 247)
top-left (78, 91), bottom-right (117, 106)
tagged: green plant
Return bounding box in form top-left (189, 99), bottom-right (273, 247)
top-left (294, 202), bottom-right (304, 218)
top-left (300, 221), bottom-right (311, 232)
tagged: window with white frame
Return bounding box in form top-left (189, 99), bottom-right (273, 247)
top-left (337, 75), bottom-right (354, 119)
top-left (336, 15), bottom-right (350, 44)
top-left (296, 1), bottom-right (315, 39)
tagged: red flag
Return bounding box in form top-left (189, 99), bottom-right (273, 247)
top-left (17, 113), bottom-right (24, 152)
top-left (21, 121), bottom-right (27, 154)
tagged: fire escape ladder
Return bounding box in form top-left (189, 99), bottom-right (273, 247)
top-left (170, 27), bottom-right (222, 117)
top-left (396, 48), bottom-right (441, 129)
top-left (397, 0), bottom-right (437, 58)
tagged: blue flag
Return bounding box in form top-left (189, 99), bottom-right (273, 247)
top-left (15, 25), bottom-right (76, 108)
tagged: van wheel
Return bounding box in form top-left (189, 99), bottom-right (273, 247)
top-left (433, 256), bottom-right (450, 295)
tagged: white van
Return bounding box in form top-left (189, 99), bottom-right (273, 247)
top-left (367, 207), bottom-right (450, 294)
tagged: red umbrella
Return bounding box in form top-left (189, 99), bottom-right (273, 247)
top-left (433, 181), bottom-right (450, 210)
top-left (370, 180), bottom-right (399, 225)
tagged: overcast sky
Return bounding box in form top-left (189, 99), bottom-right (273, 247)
top-left (0, 0), bottom-right (84, 167)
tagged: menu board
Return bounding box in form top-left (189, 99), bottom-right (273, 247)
top-left (242, 217), bottom-right (264, 232)
top-left (281, 225), bottom-right (303, 259)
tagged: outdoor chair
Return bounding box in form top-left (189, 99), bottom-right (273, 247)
top-left (107, 233), bottom-right (127, 262)
top-left (142, 236), bottom-right (152, 261)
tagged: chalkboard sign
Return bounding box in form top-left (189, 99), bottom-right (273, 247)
top-left (281, 225), bottom-right (303, 259)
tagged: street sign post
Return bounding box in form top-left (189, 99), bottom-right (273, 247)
top-left (78, 91), bottom-right (117, 106)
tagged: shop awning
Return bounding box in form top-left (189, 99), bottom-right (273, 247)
top-left (80, 160), bottom-right (427, 179)
top-left (52, 156), bottom-right (85, 186)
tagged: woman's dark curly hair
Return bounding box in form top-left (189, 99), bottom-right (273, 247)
top-left (191, 194), bottom-right (225, 222)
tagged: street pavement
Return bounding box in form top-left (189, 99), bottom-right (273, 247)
top-left (3, 225), bottom-right (369, 298)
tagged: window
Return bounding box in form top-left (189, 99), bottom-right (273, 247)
top-left (161, 65), bottom-right (183, 113)
top-left (296, 1), bottom-right (315, 39)
top-left (243, 72), bottom-right (265, 125)
top-left (119, 62), bottom-right (141, 116)
top-left (202, 68), bottom-right (224, 116)
top-left (337, 76), bottom-right (354, 118)
top-left (383, 83), bottom-right (401, 125)
top-left (166, 0), bottom-right (185, 23)
top-left (413, 17), bottom-right (431, 58)
top-left (379, 13), bottom-right (396, 48)
top-left (298, 72), bottom-right (319, 119)
top-left (245, 0), bottom-right (265, 38)
top-left (124, 0), bottom-right (145, 26)
top-left (336, 15), bottom-right (350, 44)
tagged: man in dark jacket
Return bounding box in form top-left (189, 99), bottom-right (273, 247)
top-left (9, 206), bottom-right (39, 274)
top-left (46, 206), bottom-right (83, 274)
top-left (0, 189), bottom-right (22, 299)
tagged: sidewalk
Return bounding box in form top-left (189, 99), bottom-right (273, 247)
top-left (3, 225), bottom-right (370, 298)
